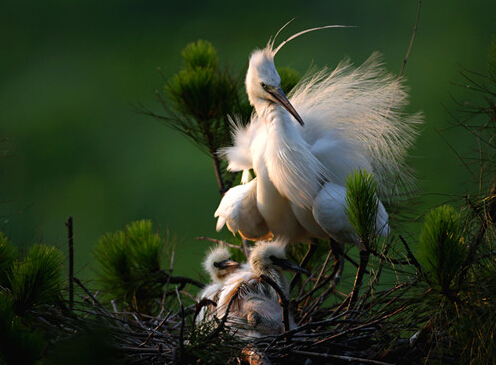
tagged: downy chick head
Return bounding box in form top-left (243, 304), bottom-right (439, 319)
top-left (203, 245), bottom-right (240, 283)
top-left (248, 240), bottom-right (309, 278)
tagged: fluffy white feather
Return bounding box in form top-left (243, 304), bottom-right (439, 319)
top-left (214, 178), bottom-right (271, 240)
top-left (291, 52), bottom-right (422, 200)
top-left (215, 30), bottom-right (421, 251)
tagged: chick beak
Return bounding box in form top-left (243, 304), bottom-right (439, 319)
top-left (266, 85), bottom-right (305, 126)
top-left (214, 258), bottom-right (240, 272)
top-left (270, 256), bottom-right (310, 276)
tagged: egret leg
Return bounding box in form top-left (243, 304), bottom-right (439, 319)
top-left (289, 239), bottom-right (318, 291)
top-left (242, 238), bottom-right (251, 258)
top-left (347, 250), bottom-right (370, 312)
top-left (329, 238), bottom-right (344, 285)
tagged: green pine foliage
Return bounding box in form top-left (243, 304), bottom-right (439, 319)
top-left (8, 244), bottom-right (63, 315)
top-left (344, 169), bottom-right (380, 249)
top-left (164, 40), bottom-right (241, 155)
top-left (181, 39), bottom-right (219, 70)
top-left (94, 219), bottom-right (167, 313)
top-left (417, 205), bottom-right (466, 297)
top-left (184, 320), bottom-right (242, 364)
top-left (0, 293), bottom-right (44, 365)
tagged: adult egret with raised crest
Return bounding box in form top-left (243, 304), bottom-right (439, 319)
top-left (215, 22), bottom-right (421, 288)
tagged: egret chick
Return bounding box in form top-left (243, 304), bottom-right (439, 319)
top-left (216, 240), bottom-right (308, 338)
top-left (196, 245), bottom-right (240, 323)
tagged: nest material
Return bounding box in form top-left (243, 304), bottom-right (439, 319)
top-left (33, 237), bottom-right (449, 365)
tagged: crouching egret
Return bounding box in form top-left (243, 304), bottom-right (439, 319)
top-left (216, 25), bottom-right (421, 293)
top-left (216, 240), bottom-right (308, 338)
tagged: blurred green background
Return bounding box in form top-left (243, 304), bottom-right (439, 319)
top-left (1, 1), bottom-right (495, 281)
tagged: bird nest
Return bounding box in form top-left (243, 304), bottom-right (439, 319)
top-left (34, 235), bottom-right (448, 365)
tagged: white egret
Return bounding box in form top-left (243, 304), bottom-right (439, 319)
top-left (196, 245), bottom-right (240, 323)
top-left (216, 240), bottom-right (308, 338)
top-left (216, 25), bottom-right (421, 289)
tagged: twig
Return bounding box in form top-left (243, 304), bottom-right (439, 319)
top-left (458, 222), bottom-right (487, 286)
top-left (175, 287), bottom-right (185, 364)
top-left (206, 289), bottom-right (240, 340)
top-left (296, 245), bottom-right (346, 307)
top-left (398, 235), bottom-right (423, 272)
top-left (195, 236), bottom-right (245, 253)
top-left (212, 149), bottom-right (227, 195)
top-left (368, 247), bottom-right (412, 266)
top-left (383, 0), bottom-right (421, 125)
top-left (399, 0), bottom-right (421, 78)
top-left (347, 251), bottom-right (370, 313)
top-left (270, 310), bottom-right (350, 340)
top-left (343, 253), bottom-right (370, 272)
top-left (159, 271), bottom-right (205, 289)
top-left (312, 246), bottom-right (333, 289)
top-left (356, 241), bottom-right (392, 312)
top-left (73, 277), bottom-right (106, 310)
top-left (193, 298), bottom-right (217, 325)
top-left (290, 241), bottom-right (317, 291)
top-left (311, 309), bottom-right (400, 347)
top-left (161, 250), bottom-right (175, 317)
top-left (291, 350), bottom-right (394, 365)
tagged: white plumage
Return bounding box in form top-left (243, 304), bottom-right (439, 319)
top-left (214, 178), bottom-right (271, 240)
top-left (215, 240), bottom-right (306, 338)
top-left (216, 28), bottom-right (421, 249)
top-left (196, 245), bottom-right (240, 324)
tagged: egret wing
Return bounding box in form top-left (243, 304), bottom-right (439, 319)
top-left (214, 178), bottom-right (271, 240)
top-left (313, 182), bottom-right (390, 249)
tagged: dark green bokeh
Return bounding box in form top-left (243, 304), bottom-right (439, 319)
top-left (1, 1), bottom-right (495, 282)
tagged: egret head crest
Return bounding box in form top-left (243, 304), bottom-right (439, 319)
top-left (270, 24), bottom-right (354, 57)
top-left (265, 18), bottom-right (295, 57)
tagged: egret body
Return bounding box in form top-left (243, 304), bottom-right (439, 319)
top-left (216, 26), bottom-right (421, 289)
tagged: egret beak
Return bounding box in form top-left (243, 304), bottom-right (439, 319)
top-left (265, 85), bottom-right (305, 126)
top-left (269, 255), bottom-right (310, 276)
top-left (214, 258), bottom-right (240, 271)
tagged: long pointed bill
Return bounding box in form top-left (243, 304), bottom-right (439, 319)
top-left (270, 256), bottom-right (310, 276)
top-left (266, 86), bottom-right (305, 126)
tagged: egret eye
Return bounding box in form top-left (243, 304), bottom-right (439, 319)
top-left (260, 82), bottom-right (267, 89)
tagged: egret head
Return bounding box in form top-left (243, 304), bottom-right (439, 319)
top-left (249, 241), bottom-right (309, 277)
top-left (245, 48), bottom-right (304, 126)
top-left (203, 246), bottom-right (240, 283)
